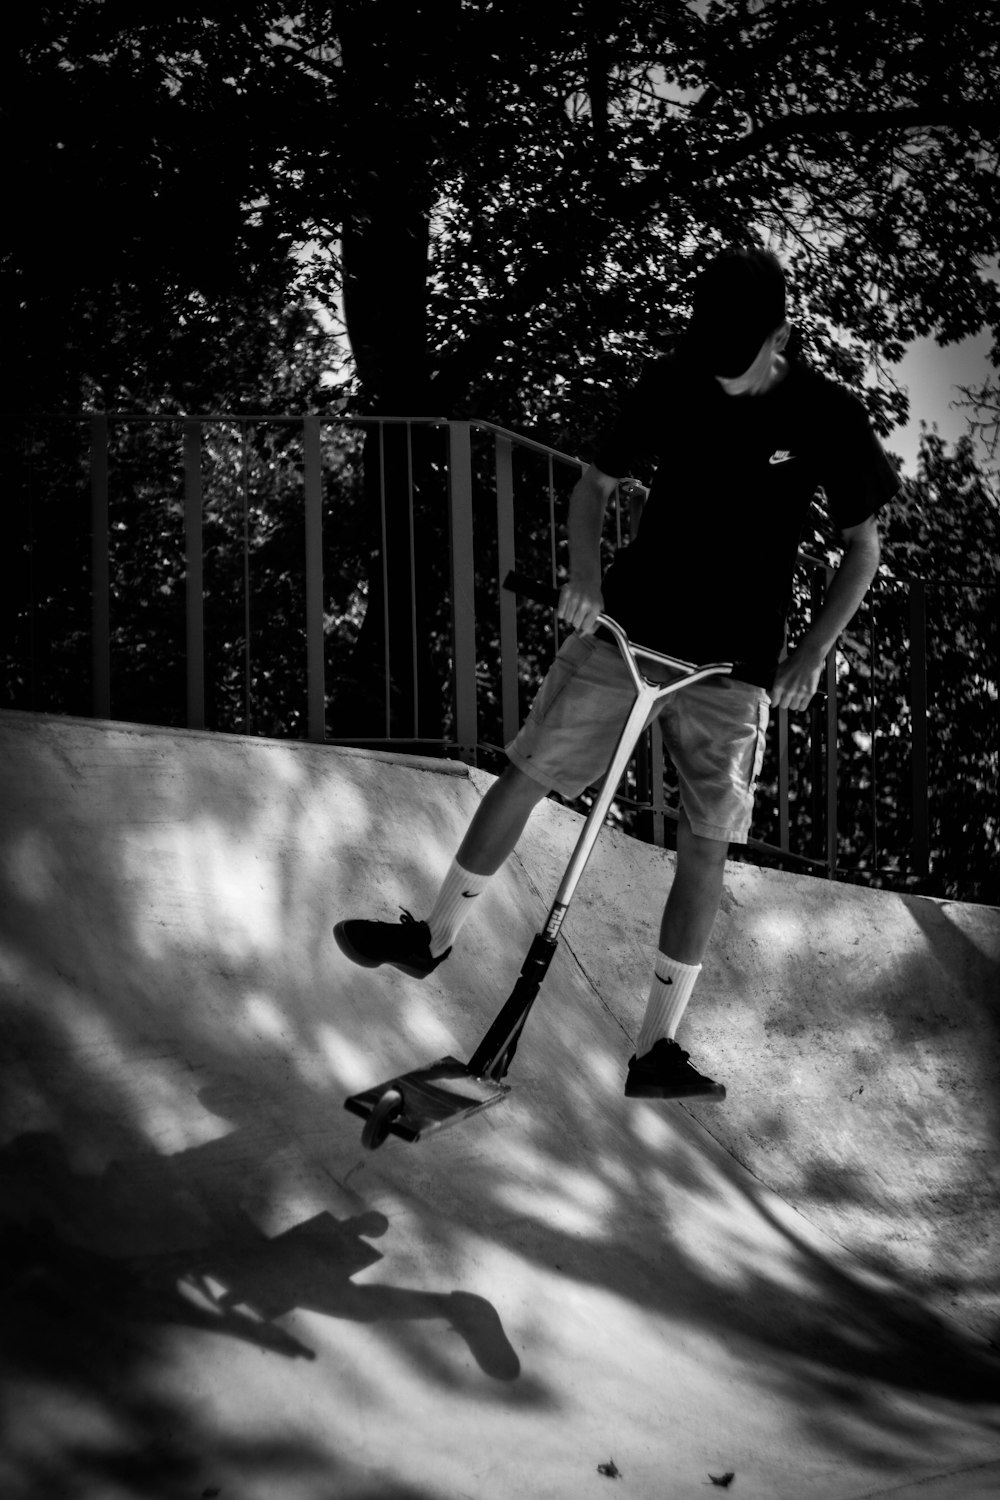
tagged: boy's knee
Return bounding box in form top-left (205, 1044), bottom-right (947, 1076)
top-left (500, 762), bottom-right (549, 806)
top-left (677, 809), bottom-right (728, 862)
top-left (678, 827), bottom-right (729, 871)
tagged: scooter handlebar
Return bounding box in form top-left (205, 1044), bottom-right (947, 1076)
top-left (502, 570), bottom-right (733, 681)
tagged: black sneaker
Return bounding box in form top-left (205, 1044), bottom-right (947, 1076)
top-left (624, 1038), bottom-right (726, 1101)
top-left (333, 910), bottom-right (450, 979)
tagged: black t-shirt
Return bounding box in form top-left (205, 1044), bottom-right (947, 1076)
top-left (590, 353), bottom-right (899, 687)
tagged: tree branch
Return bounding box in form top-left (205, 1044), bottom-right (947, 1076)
top-left (709, 103), bottom-right (998, 168)
top-left (432, 98), bottom-right (998, 401)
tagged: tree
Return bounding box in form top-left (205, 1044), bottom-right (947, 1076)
top-left (4, 3), bottom-right (998, 890)
top-left (7, 4), bottom-right (999, 419)
top-left (0, 306), bottom-right (356, 732)
top-left (861, 431), bottom-right (998, 902)
top-left (4, 4), bottom-right (327, 413)
top-left (282, 0), bottom-right (1000, 731)
top-left (955, 376), bottom-right (1000, 485)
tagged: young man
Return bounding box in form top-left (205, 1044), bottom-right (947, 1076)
top-left (335, 247), bottom-right (899, 1100)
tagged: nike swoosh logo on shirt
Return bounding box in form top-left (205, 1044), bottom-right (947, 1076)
top-left (769, 450), bottom-right (794, 465)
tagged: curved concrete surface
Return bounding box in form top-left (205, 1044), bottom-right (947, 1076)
top-left (1, 712), bottom-right (998, 1500)
top-left (496, 769), bottom-right (1000, 1343)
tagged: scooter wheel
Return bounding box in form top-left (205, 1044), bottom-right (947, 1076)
top-left (361, 1088), bottom-right (404, 1151)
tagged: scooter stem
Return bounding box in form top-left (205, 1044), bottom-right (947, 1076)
top-left (545, 616), bottom-right (733, 938)
top-left (467, 590), bottom-right (733, 1082)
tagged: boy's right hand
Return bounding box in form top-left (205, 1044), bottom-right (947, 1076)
top-left (558, 578), bottom-right (605, 636)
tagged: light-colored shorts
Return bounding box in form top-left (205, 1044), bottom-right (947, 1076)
top-left (506, 634), bottom-right (770, 844)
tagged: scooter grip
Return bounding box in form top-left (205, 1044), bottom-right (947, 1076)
top-left (502, 571), bottom-right (563, 608)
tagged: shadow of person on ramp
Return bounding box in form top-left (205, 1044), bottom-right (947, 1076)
top-left (0, 1121), bottom-right (519, 1383)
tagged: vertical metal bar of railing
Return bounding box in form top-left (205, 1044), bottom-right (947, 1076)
top-left (548, 454), bottom-right (561, 650)
top-left (90, 415), bottom-right (111, 719)
top-left (448, 421), bottom-right (477, 762)
top-left (495, 433), bottom-right (520, 747)
top-left (303, 415), bottom-right (326, 743)
top-left (909, 579), bottom-right (930, 878)
top-left (23, 424), bottom-right (37, 710)
top-left (183, 420), bottom-right (205, 730)
top-left (778, 704), bottom-right (790, 855)
top-left (406, 422), bottom-right (419, 735)
top-left (776, 613), bottom-right (790, 859)
top-left (824, 565), bottom-right (838, 877)
top-left (869, 587), bottom-right (879, 874)
top-left (627, 483), bottom-right (668, 846)
top-left (622, 483), bottom-right (652, 842)
top-left (377, 421), bottom-right (391, 739)
top-left (809, 569), bottom-right (825, 865)
top-left (241, 423), bottom-right (253, 733)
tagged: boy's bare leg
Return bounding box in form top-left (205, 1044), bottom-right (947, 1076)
top-left (658, 809), bottom-right (728, 964)
top-left (628, 810), bottom-right (730, 1095)
top-left (334, 763), bottom-right (548, 974)
top-left (456, 763), bottom-right (549, 877)
top-left (460, 778), bottom-right (730, 941)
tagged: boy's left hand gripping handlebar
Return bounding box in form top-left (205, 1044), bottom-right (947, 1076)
top-left (503, 571), bottom-right (562, 609)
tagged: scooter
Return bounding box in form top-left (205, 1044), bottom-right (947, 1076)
top-left (344, 571), bottom-right (732, 1149)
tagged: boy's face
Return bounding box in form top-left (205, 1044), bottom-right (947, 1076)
top-left (714, 322), bottom-right (790, 396)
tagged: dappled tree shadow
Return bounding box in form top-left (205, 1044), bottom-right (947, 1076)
top-left (1, 714), bottom-right (997, 1496)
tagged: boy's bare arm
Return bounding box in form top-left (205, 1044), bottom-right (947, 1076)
top-left (558, 464), bottom-right (619, 634)
top-left (771, 514), bottom-right (882, 711)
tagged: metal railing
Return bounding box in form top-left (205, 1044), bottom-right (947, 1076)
top-left (3, 411), bottom-right (989, 890)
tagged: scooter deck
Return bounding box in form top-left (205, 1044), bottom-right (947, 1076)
top-left (344, 1056), bottom-right (511, 1143)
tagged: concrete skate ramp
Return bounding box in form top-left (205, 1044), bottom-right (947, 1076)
top-left (1, 712), bottom-right (998, 1500)
top-left (504, 769), bottom-right (1000, 1343)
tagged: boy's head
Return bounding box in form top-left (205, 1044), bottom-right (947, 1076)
top-left (688, 247), bottom-right (788, 378)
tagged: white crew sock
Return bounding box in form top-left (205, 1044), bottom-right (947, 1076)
top-left (426, 859), bottom-right (491, 957)
top-left (635, 953), bottom-right (703, 1058)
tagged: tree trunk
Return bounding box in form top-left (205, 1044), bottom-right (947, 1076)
top-left (328, 33), bottom-right (449, 743)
